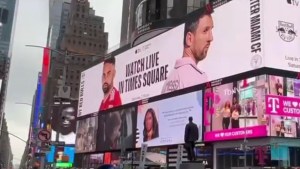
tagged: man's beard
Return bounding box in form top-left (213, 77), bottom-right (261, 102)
top-left (102, 83), bottom-right (111, 94)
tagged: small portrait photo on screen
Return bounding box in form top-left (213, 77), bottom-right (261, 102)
top-left (142, 108), bottom-right (159, 142)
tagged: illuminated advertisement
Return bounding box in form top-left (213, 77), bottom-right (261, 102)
top-left (97, 107), bottom-right (137, 151)
top-left (33, 72), bottom-right (42, 129)
top-left (89, 154), bottom-right (104, 168)
top-left (205, 75), bottom-right (300, 141)
top-left (136, 91), bottom-right (203, 147)
top-left (263, 0), bottom-right (300, 72)
top-left (266, 76), bottom-right (300, 138)
top-left (75, 116), bottom-right (98, 153)
top-left (78, 1), bottom-right (265, 117)
top-left (51, 100), bottom-right (78, 144)
top-left (46, 146), bottom-right (75, 163)
top-left (204, 76), bottom-right (269, 141)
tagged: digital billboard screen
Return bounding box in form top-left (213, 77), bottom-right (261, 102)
top-left (266, 76), bottom-right (300, 138)
top-left (46, 146), bottom-right (75, 163)
top-left (78, 1), bottom-right (265, 117)
top-left (204, 75), bottom-right (300, 141)
top-left (263, 0), bottom-right (300, 72)
top-left (204, 76), bottom-right (269, 141)
top-left (136, 91), bottom-right (203, 148)
top-left (51, 99), bottom-right (78, 144)
top-left (75, 116), bottom-right (98, 153)
top-left (89, 153), bottom-right (104, 168)
top-left (97, 106), bottom-right (137, 151)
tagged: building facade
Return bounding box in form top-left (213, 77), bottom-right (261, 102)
top-left (44, 0), bottom-right (108, 144)
top-left (60, 0), bottom-right (108, 55)
top-left (48, 0), bottom-right (71, 49)
top-left (0, 0), bottom-right (17, 134)
top-left (120, 0), bottom-right (208, 46)
top-left (47, 0), bottom-right (108, 100)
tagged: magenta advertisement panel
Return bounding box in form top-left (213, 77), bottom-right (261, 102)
top-left (204, 75), bottom-right (300, 141)
top-left (266, 95), bottom-right (300, 118)
top-left (204, 125), bottom-right (267, 141)
top-left (204, 75), bottom-right (269, 141)
top-left (266, 76), bottom-right (300, 138)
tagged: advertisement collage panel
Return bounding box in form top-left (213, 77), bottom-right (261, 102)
top-left (204, 75), bottom-right (269, 141)
top-left (204, 75), bottom-right (300, 142)
top-left (78, 0), bottom-right (264, 118)
top-left (136, 91), bottom-right (203, 148)
top-left (266, 76), bottom-right (300, 138)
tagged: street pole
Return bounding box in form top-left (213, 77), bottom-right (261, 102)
top-left (0, 129), bottom-right (27, 143)
top-left (0, 129), bottom-right (27, 169)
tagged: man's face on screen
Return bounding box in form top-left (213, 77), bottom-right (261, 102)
top-left (102, 63), bottom-right (115, 94)
top-left (190, 15), bottom-right (214, 62)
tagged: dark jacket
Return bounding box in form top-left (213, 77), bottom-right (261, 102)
top-left (184, 122), bottom-right (199, 142)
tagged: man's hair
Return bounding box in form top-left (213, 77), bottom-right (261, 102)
top-left (189, 116), bottom-right (193, 122)
top-left (104, 56), bottom-right (116, 65)
top-left (184, 3), bottom-right (214, 47)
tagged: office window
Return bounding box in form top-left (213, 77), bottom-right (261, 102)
top-left (1, 8), bottom-right (8, 24)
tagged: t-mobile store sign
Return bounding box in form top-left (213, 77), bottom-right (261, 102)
top-left (266, 95), bottom-right (300, 117)
top-left (204, 125), bottom-right (267, 141)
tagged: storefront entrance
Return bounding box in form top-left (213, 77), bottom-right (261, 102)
top-left (214, 138), bottom-right (300, 169)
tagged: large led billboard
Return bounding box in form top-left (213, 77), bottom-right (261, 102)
top-left (78, 24), bottom-right (184, 117)
top-left (78, 1), bottom-right (266, 117)
top-left (266, 76), bottom-right (300, 138)
top-left (204, 76), bottom-right (269, 141)
top-left (263, 0), bottom-right (300, 72)
top-left (97, 106), bottom-right (137, 151)
top-left (51, 99), bottom-right (78, 144)
top-left (75, 116), bottom-right (98, 153)
top-left (136, 91), bottom-right (203, 148)
top-left (204, 75), bottom-right (300, 141)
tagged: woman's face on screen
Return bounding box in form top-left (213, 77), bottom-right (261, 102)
top-left (145, 112), bottom-right (154, 132)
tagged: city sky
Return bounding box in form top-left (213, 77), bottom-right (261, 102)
top-left (4, 0), bottom-right (123, 165)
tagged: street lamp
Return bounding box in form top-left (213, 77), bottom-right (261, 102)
top-left (25, 45), bottom-right (104, 88)
top-left (0, 129), bottom-right (27, 143)
top-left (15, 102), bottom-right (32, 107)
top-left (0, 129), bottom-right (27, 169)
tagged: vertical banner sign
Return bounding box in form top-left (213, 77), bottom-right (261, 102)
top-left (39, 48), bottom-right (50, 119)
top-left (176, 145), bottom-right (184, 169)
top-left (41, 48), bottom-right (50, 86)
top-left (139, 143), bottom-right (148, 169)
top-left (33, 73), bottom-right (42, 129)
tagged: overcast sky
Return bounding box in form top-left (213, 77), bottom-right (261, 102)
top-left (4, 0), bottom-right (123, 165)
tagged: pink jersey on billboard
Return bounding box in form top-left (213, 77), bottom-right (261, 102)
top-left (161, 57), bottom-right (208, 94)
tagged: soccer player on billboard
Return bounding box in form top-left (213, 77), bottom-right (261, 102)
top-left (99, 57), bottom-right (122, 111)
top-left (162, 5), bottom-right (214, 94)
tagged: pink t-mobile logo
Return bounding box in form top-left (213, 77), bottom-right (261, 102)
top-left (255, 146), bottom-right (268, 166)
top-left (267, 97), bottom-right (280, 113)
